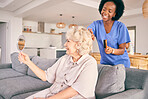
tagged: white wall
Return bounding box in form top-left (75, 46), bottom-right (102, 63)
top-left (0, 10), bottom-right (22, 63)
top-left (23, 33), bottom-right (50, 48)
top-left (120, 15), bottom-right (148, 55)
top-left (44, 23), bottom-right (69, 33)
top-left (23, 33), bottom-right (62, 49)
top-left (92, 39), bottom-right (100, 52)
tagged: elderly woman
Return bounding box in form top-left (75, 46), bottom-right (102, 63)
top-left (19, 26), bottom-right (98, 99)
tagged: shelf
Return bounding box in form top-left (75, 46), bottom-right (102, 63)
top-left (23, 31), bottom-right (36, 33)
top-left (23, 31), bottom-right (63, 35)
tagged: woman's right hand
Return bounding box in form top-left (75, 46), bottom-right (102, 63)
top-left (18, 52), bottom-right (31, 65)
top-left (88, 28), bottom-right (95, 41)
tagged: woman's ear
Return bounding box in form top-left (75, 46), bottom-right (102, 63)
top-left (76, 42), bottom-right (81, 49)
top-left (113, 12), bottom-right (116, 17)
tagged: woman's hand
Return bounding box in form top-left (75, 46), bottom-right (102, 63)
top-left (105, 46), bottom-right (113, 54)
top-left (88, 28), bottom-right (95, 41)
top-left (18, 52), bottom-right (31, 65)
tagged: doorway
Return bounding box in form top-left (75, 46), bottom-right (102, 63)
top-left (0, 22), bottom-right (7, 64)
top-left (127, 26), bottom-right (136, 53)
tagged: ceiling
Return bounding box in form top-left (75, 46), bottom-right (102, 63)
top-left (0, 0), bottom-right (145, 25)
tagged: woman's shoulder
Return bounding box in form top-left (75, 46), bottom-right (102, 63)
top-left (57, 54), bottom-right (70, 61)
top-left (84, 54), bottom-right (97, 64)
top-left (115, 21), bottom-right (126, 27)
top-left (61, 54), bottom-right (71, 59)
top-left (93, 20), bottom-right (102, 24)
top-left (82, 55), bottom-right (98, 70)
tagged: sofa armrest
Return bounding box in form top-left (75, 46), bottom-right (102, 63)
top-left (0, 63), bottom-right (12, 69)
top-left (103, 89), bottom-right (144, 99)
top-left (125, 68), bottom-right (148, 90)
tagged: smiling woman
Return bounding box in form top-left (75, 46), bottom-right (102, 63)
top-left (19, 26), bottom-right (98, 99)
top-left (87, 0), bottom-right (131, 68)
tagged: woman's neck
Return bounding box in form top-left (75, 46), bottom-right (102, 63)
top-left (103, 20), bottom-right (114, 26)
top-left (103, 20), bottom-right (114, 33)
top-left (72, 54), bottom-right (82, 62)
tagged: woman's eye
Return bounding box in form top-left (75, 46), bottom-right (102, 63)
top-left (109, 10), bottom-right (113, 13)
top-left (103, 9), bottom-right (106, 11)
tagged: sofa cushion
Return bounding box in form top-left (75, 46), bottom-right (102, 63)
top-left (11, 52), bottom-right (28, 74)
top-left (0, 76), bottom-right (52, 99)
top-left (27, 56), bottom-right (57, 78)
top-left (0, 68), bottom-right (24, 80)
top-left (103, 89), bottom-right (144, 99)
top-left (95, 64), bottom-right (125, 99)
top-left (0, 63), bottom-right (12, 69)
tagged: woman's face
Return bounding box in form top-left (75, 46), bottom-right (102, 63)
top-left (64, 39), bottom-right (77, 56)
top-left (101, 1), bottom-right (116, 22)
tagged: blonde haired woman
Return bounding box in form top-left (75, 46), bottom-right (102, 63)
top-left (19, 26), bottom-right (98, 99)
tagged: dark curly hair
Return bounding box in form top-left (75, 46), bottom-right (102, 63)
top-left (99, 0), bottom-right (125, 20)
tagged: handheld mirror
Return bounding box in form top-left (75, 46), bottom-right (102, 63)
top-left (17, 35), bottom-right (25, 52)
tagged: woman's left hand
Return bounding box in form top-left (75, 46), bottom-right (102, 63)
top-left (105, 46), bottom-right (113, 54)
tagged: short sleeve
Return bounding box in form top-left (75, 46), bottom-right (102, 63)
top-left (45, 57), bottom-right (62, 83)
top-left (71, 59), bottom-right (98, 98)
top-left (118, 23), bottom-right (131, 45)
top-left (87, 21), bottom-right (96, 37)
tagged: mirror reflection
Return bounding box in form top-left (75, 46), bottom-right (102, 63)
top-left (17, 35), bottom-right (25, 51)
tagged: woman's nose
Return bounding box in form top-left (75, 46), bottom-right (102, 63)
top-left (103, 11), bottom-right (108, 15)
top-left (64, 42), bottom-right (67, 47)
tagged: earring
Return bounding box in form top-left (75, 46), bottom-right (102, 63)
top-left (77, 49), bottom-right (79, 53)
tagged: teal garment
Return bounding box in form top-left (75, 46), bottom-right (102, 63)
top-left (87, 20), bottom-right (131, 68)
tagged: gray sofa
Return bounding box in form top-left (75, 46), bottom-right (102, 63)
top-left (0, 52), bottom-right (148, 99)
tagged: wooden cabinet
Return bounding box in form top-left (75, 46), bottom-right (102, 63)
top-left (129, 54), bottom-right (148, 70)
top-left (90, 53), bottom-right (148, 70)
top-left (90, 52), bottom-right (101, 64)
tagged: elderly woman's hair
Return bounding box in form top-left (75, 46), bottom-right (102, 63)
top-left (66, 26), bottom-right (92, 55)
top-left (99, 0), bottom-right (125, 20)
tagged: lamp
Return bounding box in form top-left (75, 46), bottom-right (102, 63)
top-left (69, 16), bottom-right (78, 29)
top-left (142, 0), bottom-right (148, 18)
top-left (56, 14), bottom-right (66, 28)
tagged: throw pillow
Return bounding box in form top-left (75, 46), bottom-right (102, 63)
top-left (27, 56), bottom-right (57, 78)
top-left (11, 52), bottom-right (28, 74)
top-left (95, 64), bottom-right (125, 99)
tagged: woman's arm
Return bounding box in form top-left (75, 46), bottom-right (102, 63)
top-left (34, 87), bottom-right (78, 99)
top-left (19, 52), bottom-right (46, 81)
top-left (48, 87), bottom-right (78, 99)
top-left (105, 43), bottom-right (126, 55)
